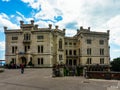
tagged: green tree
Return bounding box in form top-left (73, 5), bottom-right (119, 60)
top-left (28, 60), bottom-right (33, 66)
top-left (111, 57), bottom-right (120, 71)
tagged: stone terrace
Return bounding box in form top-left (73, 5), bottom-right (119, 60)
top-left (0, 68), bottom-right (119, 90)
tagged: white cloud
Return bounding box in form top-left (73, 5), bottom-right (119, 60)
top-left (21, 0), bottom-right (114, 28)
top-left (19, 0), bottom-right (120, 40)
top-left (0, 41), bottom-right (5, 51)
top-left (35, 20), bottom-right (50, 28)
top-left (107, 15), bottom-right (120, 28)
top-left (0, 13), bottom-right (19, 32)
top-left (106, 15), bottom-right (120, 46)
top-left (2, 0), bottom-right (10, 2)
top-left (112, 49), bottom-right (120, 53)
top-left (10, 15), bottom-right (15, 18)
top-left (20, 0), bottom-right (120, 39)
top-left (16, 16), bottom-right (23, 22)
top-left (0, 13), bottom-right (9, 20)
top-left (34, 0), bottom-right (61, 23)
top-left (16, 11), bottom-right (25, 19)
top-left (21, 0), bottom-right (41, 10)
top-left (16, 11), bottom-right (34, 24)
top-left (65, 29), bottom-right (77, 37)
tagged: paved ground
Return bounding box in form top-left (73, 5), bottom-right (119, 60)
top-left (0, 68), bottom-right (119, 90)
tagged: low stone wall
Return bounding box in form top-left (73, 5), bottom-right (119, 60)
top-left (86, 71), bottom-right (120, 80)
top-left (0, 68), bottom-right (4, 73)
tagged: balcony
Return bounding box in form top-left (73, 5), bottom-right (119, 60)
top-left (23, 40), bottom-right (31, 44)
top-left (58, 48), bottom-right (64, 51)
top-left (66, 55), bottom-right (78, 58)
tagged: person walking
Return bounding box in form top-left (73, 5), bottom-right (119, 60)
top-left (20, 64), bottom-right (24, 74)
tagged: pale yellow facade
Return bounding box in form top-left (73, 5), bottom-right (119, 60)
top-left (4, 20), bottom-right (110, 67)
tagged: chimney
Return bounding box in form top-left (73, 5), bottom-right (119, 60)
top-left (88, 27), bottom-right (90, 31)
top-left (77, 29), bottom-right (79, 33)
top-left (107, 30), bottom-right (110, 34)
top-left (80, 26), bottom-right (83, 30)
top-left (4, 26), bottom-right (7, 30)
top-left (20, 21), bottom-right (24, 25)
top-left (35, 24), bottom-right (38, 29)
top-left (55, 25), bottom-right (59, 29)
top-left (63, 28), bottom-right (66, 32)
top-left (49, 24), bottom-right (52, 29)
top-left (31, 20), bottom-right (34, 25)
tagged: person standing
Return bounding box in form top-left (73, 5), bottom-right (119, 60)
top-left (52, 64), bottom-right (56, 77)
top-left (20, 64), bottom-right (24, 74)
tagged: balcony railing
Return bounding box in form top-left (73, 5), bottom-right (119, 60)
top-left (23, 40), bottom-right (31, 43)
top-left (66, 55), bottom-right (78, 58)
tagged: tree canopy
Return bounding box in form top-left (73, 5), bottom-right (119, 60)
top-left (111, 57), bottom-right (120, 71)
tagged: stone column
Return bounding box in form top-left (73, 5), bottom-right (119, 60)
top-left (27, 50), bottom-right (31, 65)
top-left (16, 51), bottom-right (19, 65)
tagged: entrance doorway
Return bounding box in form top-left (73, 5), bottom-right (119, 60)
top-left (21, 57), bottom-right (27, 66)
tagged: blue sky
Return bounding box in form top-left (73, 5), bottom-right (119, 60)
top-left (0, 0), bottom-right (120, 60)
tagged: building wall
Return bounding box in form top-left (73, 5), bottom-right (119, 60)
top-left (80, 57), bottom-right (109, 65)
top-left (4, 21), bottom-right (110, 67)
top-left (77, 28), bottom-right (110, 66)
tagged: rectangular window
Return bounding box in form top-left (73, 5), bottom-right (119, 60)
top-left (59, 55), bottom-right (63, 60)
top-left (66, 59), bottom-right (68, 65)
top-left (38, 58), bottom-right (40, 65)
top-left (37, 35), bottom-right (44, 39)
top-left (41, 58), bottom-right (43, 65)
top-left (65, 42), bottom-right (67, 45)
top-left (87, 48), bottom-right (91, 55)
top-left (12, 46), bottom-right (14, 53)
top-left (79, 48), bottom-right (80, 55)
top-left (38, 58), bottom-right (44, 65)
top-left (100, 58), bottom-right (104, 64)
top-left (15, 46), bottom-right (17, 51)
top-left (41, 45), bottom-right (43, 53)
top-left (74, 50), bottom-right (76, 55)
top-left (25, 46), bottom-right (27, 52)
top-left (28, 46), bottom-right (30, 49)
top-left (12, 46), bottom-right (17, 54)
top-left (38, 46), bottom-right (40, 53)
top-left (12, 36), bottom-right (18, 40)
top-left (69, 59), bottom-right (72, 65)
top-left (24, 34), bottom-right (31, 40)
top-left (100, 48), bottom-right (104, 55)
top-left (59, 39), bottom-right (62, 49)
top-left (69, 42), bottom-right (72, 45)
top-left (73, 43), bottom-right (76, 45)
top-left (73, 59), bottom-right (77, 65)
top-left (66, 50), bottom-right (68, 55)
top-left (87, 58), bottom-right (92, 64)
top-left (69, 50), bottom-right (72, 55)
top-left (87, 48), bottom-right (89, 55)
top-left (87, 39), bottom-right (91, 44)
top-left (99, 40), bottom-right (104, 45)
top-left (24, 45), bottom-right (30, 53)
top-left (38, 45), bottom-right (44, 53)
top-left (15, 46), bottom-right (17, 53)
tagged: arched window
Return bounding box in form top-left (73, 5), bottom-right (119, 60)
top-left (38, 58), bottom-right (40, 65)
top-left (59, 39), bottom-right (62, 49)
top-left (24, 33), bottom-right (31, 40)
top-left (38, 58), bottom-right (43, 65)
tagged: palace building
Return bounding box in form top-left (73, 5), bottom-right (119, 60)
top-left (4, 20), bottom-right (110, 68)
